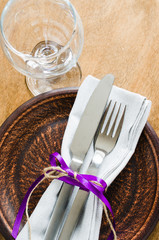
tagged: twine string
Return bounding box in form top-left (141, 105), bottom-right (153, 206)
top-left (12, 152), bottom-right (117, 240)
top-left (25, 166), bottom-right (117, 240)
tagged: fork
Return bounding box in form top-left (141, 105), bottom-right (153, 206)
top-left (56, 100), bottom-right (126, 240)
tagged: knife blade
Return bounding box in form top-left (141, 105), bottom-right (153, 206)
top-left (44, 74), bottom-right (114, 240)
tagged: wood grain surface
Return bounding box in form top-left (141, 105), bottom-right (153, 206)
top-left (0, 0), bottom-right (158, 239)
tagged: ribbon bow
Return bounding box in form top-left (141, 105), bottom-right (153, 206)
top-left (12, 152), bottom-right (116, 239)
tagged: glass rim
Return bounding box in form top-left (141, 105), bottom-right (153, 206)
top-left (0, 0), bottom-right (80, 61)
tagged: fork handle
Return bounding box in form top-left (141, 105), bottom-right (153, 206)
top-left (87, 149), bottom-right (106, 175)
top-left (57, 150), bottom-right (105, 240)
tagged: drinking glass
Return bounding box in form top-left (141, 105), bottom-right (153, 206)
top-left (0, 0), bottom-right (84, 95)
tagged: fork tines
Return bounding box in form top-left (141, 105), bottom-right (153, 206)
top-left (101, 100), bottom-right (126, 138)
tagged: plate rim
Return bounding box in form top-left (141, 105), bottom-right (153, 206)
top-left (0, 88), bottom-right (78, 138)
top-left (134, 122), bottom-right (159, 240)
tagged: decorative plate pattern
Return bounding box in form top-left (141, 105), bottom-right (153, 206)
top-left (0, 89), bottom-right (158, 240)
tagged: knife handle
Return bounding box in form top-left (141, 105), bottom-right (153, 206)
top-left (57, 189), bottom-right (89, 240)
top-left (44, 183), bottom-right (74, 240)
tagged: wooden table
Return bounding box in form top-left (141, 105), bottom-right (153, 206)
top-left (0, 0), bottom-right (158, 239)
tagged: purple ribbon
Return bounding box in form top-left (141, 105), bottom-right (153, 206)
top-left (12, 152), bottom-right (115, 239)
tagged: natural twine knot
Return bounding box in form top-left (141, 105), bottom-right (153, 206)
top-left (12, 153), bottom-right (117, 240)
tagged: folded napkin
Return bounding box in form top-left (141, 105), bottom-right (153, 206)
top-left (17, 75), bottom-right (151, 240)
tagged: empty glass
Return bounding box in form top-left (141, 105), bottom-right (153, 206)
top-left (0, 0), bottom-right (84, 95)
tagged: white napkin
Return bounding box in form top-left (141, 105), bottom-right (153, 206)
top-left (17, 75), bottom-right (151, 240)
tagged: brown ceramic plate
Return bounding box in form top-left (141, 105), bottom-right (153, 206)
top-left (0, 89), bottom-right (158, 240)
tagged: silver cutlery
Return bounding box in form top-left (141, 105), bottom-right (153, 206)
top-left (57, 100), bottom-right (126, 240)
top-left (44, 74), bottom-right (114, 240)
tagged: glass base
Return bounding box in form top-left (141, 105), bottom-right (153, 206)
top-left (26, 63), bottom-right (82, 96)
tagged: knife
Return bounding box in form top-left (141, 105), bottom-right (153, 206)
top-left (44, 74), bottom-right (114, 240)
